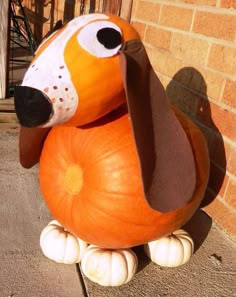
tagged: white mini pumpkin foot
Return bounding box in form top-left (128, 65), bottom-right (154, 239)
top-left (81, 245), bottom-right (138, 286)
top-left (144, 229), bottom-right (194, 267)
top-left (40, 220), bottom-right (88, 264)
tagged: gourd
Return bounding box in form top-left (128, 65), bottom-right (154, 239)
top-left (40, 220), bottom-right (88, 264)
top-left (144, 229), bottom-right (194, 267)
top-left (81, 245), bottom-right (138, 286)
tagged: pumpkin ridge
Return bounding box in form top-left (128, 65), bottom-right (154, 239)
top-left (178, 236), bottom-right (185, 265)
top-left (81, 132), bottom-right (133, 167)
top-left (88, 148), bottom-right (128, 167)
top-left (121, 251), bottom-right (129, 283)
top-left (85, 184), bottom-right (139, 198)
top-left (73, 197), bottom-right (154, 227)
top-left (81, 181), bottom-right (151, 223)
top-left (169, 236), bottom-right (177, 266)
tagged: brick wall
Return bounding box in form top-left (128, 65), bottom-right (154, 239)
top-left (131, 0), bottom-right (236, 239)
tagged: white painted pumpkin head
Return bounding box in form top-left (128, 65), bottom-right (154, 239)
top-left (14, 14), bottom-right (139, 128)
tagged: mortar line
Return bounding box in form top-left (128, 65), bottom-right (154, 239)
top-left (155, 71), bottom-right (236, 113)
top-left (153, 0), bottom-right (236, 16)
top-left (190, 7), bottom-right (196, 32)
top-left (149, 46), bottom-right (236, 81)
top-left (158, 2), bottom-right (163, 24)
top-left (132, 17), bottom-right (236, 49)
top-left (76, 264), bottom-right (89, 297)
top-left (154, 71), bottom-right (236, 148)
top-left (216, 0), bottom-right (221, 8)
top-left (219, 78), bottom-right (227, 103)
top-left (206, 188), bottom-right (236, 214)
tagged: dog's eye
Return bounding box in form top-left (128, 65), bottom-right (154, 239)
top-left (97, 27), bottom-right (122, 49)
top-left (77, 21), bottom-right (122, 57)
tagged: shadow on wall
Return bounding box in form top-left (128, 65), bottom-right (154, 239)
top-left (166, 67), bottom-right (226, 207)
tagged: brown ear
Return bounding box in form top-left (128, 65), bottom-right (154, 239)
top-left (19, 126), bottom-right (51, 168)
top-left (119, 40), bottom-right (196, 212)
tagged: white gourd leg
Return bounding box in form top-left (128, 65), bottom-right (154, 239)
top-left (144, 229), bottom-right (194, 267)
top-left (40, 220), bottom-right (88, 264)
top-left (81, 245), bottom-right (138, 286)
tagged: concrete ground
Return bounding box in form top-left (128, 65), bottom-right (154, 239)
top-left (0, 122), bottom-right (236, 297)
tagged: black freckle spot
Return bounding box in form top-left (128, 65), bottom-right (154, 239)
top-left (97, 28), bottom-right (122, 49)
top-left (35, 68), bottom-right (39, 71)
top-left (60, 66), bottom-right (65, 69)
top-left (65, 88), bottom-right (68, 91)
top-left (32, 64), bottom-right (35, 68)
top-left (58, 75), bottom-right (62, 79)
top-left (59, 98), bottom-right (64, 102)
top-left (53, 86), bottom-right (58, 90)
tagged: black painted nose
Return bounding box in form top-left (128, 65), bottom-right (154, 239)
top-left (14, 86), bottom-right (53, 127)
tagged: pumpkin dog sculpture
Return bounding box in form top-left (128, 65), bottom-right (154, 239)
top-left (14, 14), bottom-right (209, 286)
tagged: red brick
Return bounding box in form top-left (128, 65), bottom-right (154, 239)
top-left (159, 5), bottom-right (193, 31)
top-left (134, 0), bottom-right (160, 23)
top-left (224, 178), bottom-right (236, 209)
top-left (204, 196), bottom-right (236, 239)
top-left (171, 33), bottom-right (209, 65)
top-left (131, 21), bottom-right (146, 39)
top-left (152, 49), bottom-right (183, 78)
top-left (222, 80), bottom-right (236, 109)
top-left (196, 99), bottom-right (236, 141)
top-left (208, 44), bottom-right (236, 76)
top-left (193, 11), bottom-right (236, 42)
top-left (227, 146), bottom-right (236, 176)
top-left (221, 0), bottom-right (236, 9)
top-left (145, 26), bottom-right (172, 50)
top-left (199, 68), bottom-right (225, 102)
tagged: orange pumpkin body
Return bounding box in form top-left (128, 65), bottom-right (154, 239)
top-left (39, 107), bottom-right (209, 249)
